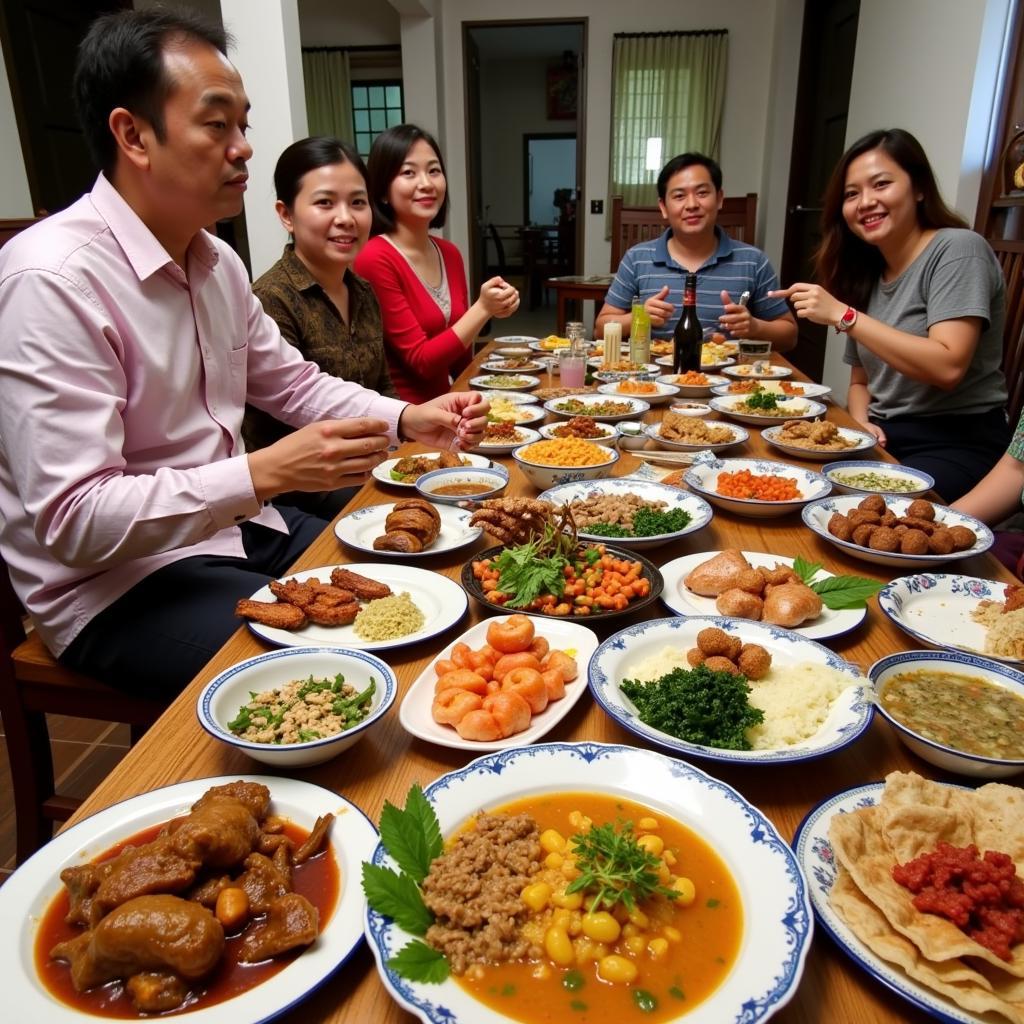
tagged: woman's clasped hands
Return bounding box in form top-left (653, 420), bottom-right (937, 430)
top-left (479, 276), bottom-right (520, 319)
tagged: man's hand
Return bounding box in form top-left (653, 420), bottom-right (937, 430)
top-left (644, 285), bottom-right (675, 328)
top-left (719, 289), bottom-right (757, 338)
top-left (401, 391), bottom-right (490, 449)
top-left (248, 418), bottom-right (391, 500)
top-left (768, 283), bottom-right (847, 326)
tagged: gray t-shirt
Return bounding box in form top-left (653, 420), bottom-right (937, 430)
top-left (843, 228), bottom-right (1007, 419)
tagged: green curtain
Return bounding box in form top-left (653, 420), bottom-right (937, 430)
top-left (302, 49), bottom-right (354, 142)
top-left (608, 32), bottom-right (728, 219)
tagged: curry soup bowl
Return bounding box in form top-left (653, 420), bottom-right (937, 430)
top-left (511, 441), bottom-right (619, 489)
top-left (822, 460), bottom-right (935, 497)
top-left (197, 647), bottom-right (397, 767)
top-left (868, 649), bottom-right (1024, 779)
top-left (538, 421), bottom-right (620, 446)
top-left (414, 465), bottom-right (508, 505)
top-left (684, 457), bottom-right (831, 518)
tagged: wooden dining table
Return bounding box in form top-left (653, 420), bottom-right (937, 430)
top-left (58, 344), bottom-right (1017, 1024)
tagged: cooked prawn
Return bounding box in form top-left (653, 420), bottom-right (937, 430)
top-left (432, 687), bottom-right (483, 726)
top-left (528, 636), bottom-right (550, 661)
top-left (486, 614), bottom-right (535, 654)
top-left (434, 669), bottom-right (489, 695)
top-left (542, 650), bottom-right (578, 682)
top-left (501, 667), bottom-right (549, 714)
top-left (541, 667), bottom-right (566, 701)
top-left (455, 709), bottom-right (503, 741)
top-left (492, 651), bottom-right (542, 681)
top-left (484, 691), bottom-right (532, 736)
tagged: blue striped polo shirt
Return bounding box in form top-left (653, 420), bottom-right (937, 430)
top-left (605, 227), bottom-right (790, 339)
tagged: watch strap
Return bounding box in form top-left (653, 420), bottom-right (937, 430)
top-left (836, 307), bottom-right (858, 332)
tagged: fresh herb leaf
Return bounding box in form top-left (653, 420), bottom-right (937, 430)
top-left (386, 940), bottom-right (449, 983)
top-left (494, 540), bottom-right (568, 608)
top-left (378, 783), bottom-right (442, 883)
top-left (669, 985), bottom-right (686, 1000)
top-left (361, 862), bottom-right (434, 935)
top-left (565, 819), bottom-right (677, 913)
top-left (792, 555), bottom-right (883, 609)
top-left (585, 522), bottom-right (632, 538)
top-left (633, 989), bottom-right (658, 1013)
top-left (792, 555), bottom-right (823, 584)
top-left (562, 969), bottom-right (585, 991)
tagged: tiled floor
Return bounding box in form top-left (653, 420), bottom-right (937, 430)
top-left (0, 715), bottom-right (130, 882)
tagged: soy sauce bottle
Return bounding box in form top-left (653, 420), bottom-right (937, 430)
top-left (673, 273), bottom-right (702, 374)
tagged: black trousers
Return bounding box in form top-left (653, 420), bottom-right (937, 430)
top-left (871, 406), bottom-right (1011, 502)
top-left (60, 505), bottom-right (328, 698)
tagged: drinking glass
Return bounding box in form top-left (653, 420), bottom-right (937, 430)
top-left (559, 350), bottom-right (588, 388)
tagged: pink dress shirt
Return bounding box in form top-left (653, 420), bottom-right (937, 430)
top-left (0, 174), bottom-right (406, 656)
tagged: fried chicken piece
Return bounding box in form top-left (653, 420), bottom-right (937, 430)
top-left (235, 599), bottom-right (307, 630)
top-left (927, 527), bottom-right (955, 555)
top-left (329, 568), bottom-right (392, 600)
top-left (780, 419), bottom-right (811, 438)
top-left (438, 450), bottom-right (464, 469)
top-left (684, 549), bottom-right (755, 597)
top-left (715, 588), bottom-right (764, 619)
top-left (762, 581), bottom-right (823, 627)
top-left (851, 523), bottom-right (876, 547)
top-left (828, 512), bottom-right (854, 542)
top-left (373, 530), bottom-right (424, 553)
top-left (268, 578), bottom-right (323, 609)
top-left (867, 526), bottom-right (899, 551)
top-left (807, 420), bottom-right (839, 445)
top-left (763, 564), bottom-right (799, 586)
top-left (1004, 584), bottom-right (1024, 613)
top-left (896, 516), bottom-right (935, 535)
top-left (304, 599), bottom-right (359, 626)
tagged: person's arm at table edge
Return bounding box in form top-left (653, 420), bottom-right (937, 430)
top-left (845, 366), bottom-right (887, 446)
top-left (951, 452), bottom-right (1024, 524)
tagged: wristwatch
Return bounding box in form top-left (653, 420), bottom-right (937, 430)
top-left (835, 306), bottom-right (858, 332)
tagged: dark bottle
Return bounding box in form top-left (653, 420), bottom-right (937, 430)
top-left (673, 273), bottom-right (703, 374)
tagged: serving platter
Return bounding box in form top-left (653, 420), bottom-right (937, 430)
top-left (721, 363), bottom-right (793, 380)
top-left (243, 563), bottom-right (467, 651)
top-left (589, 616), bottom-right (871, 765)
top-left (333, 503), bottom-right (482, 559)
top-left (658, 550), bottom-right (868, 640)
top-left (761, 423), bottom-right (877, 461)
top-left (709, 395), bottom-right (829, 426)
top-left (479, 358), bottom-right (546, 375)
top-left (398, 615), bottom-right (599, 751)
top-left (711, 380), bottom-right (832, 400)
top-left (466, 424), bottom-right (542, 455)
top-left (596, 380), bottom-right (679, 404)
top-left (469, 374), bottom-right (541, 391)
top-left (542, 394), bottom-right (651, 423)
top-left (792, 782), bottom-right (988, 1024)
top-left (656, 354), bottom-right (736, 372)
top-left (685, 457), bottom-right (832, 518)
top-left (0, 775), bottom-right (377, 1024)
top-left (656, 371), bottom-right (728, 397)
top-left (372, 452), bottom-right (491, 488)
top-left (877, 573), bottom-right (1022, 665)
top-left (364, 742), bottom-right (813, 1024)
top-left (493, 335), bottom-right (539, 346)
top-left (644, 418), bottom-right (749, 453)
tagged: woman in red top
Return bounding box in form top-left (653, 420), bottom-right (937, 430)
top-left (356, 124), bottom-right (519, 402)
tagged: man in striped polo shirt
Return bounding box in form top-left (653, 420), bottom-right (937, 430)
top-left (596, 153), bottom-right (797, 351)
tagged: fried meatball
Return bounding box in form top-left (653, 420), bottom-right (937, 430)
top-left (899, 528), bottom-right (930, 555)
top-left (737, 644), bottom-right (772, 680)
top-left (686, 647), bottom-right (707, 668)
top-left (857, 494), bottom-right (887, 514)
top-left (715, 588), bottom-right (764, 620)
top-left (896, 516), bottom-right (935, 535)
top-left (867, 526), bottom-right (899, 552)
top-left (879, 510), bottom-right (898, 528)
top-left (828, 512), bottom-right (854, 542)
top-left (696, 626), bottom-right (733, 656)
top-left (947, 525), bottom-right (977, 551)
top-left (927, 527), bottom-right (955, 555)
top-left (852, 523), bottom-right (877, 547)
top-left (723, 635), bottom-right (743, 662)
top-left (906, 499), bottom-right (935, 521)
top-left (703, 656), bottom-right (740, 676)
top-left (848, 509), bottom-right (881, 528)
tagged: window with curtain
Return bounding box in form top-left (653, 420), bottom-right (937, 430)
top-left (302, 49), bottom-right (354, 141)
top-left (608, 31), bottom-right (728, 213)
top-left (351, 82), bottom-right (404, 158)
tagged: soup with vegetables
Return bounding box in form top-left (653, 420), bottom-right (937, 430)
top-left (880, 670), bottom-right (1024, 758)
top-left (446, 792), bottom-right (742, 1024)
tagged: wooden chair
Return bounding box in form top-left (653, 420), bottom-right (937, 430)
top-left (609, 193), bottom-right (759, 271)
top-left (992, 239), bottom-right (1024, 426)
top-left (0, 217), bottom-right (44, 248)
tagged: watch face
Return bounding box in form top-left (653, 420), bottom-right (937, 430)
top-left (838, 308), bottom-right (857, 331)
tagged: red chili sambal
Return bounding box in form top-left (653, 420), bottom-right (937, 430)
top-left (892, 841), bottom-right (1024, 960)
top-left (34, 819), bottom-right (339, 1018)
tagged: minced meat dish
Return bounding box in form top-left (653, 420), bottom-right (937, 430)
top-left (421, 812), bottom-right (542, 975)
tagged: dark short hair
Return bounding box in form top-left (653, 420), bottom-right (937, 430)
top-left (815, 128), bottom-right (968, 308)
top-left (73, 7), bottom-right (229, 177)
top-left (657, 153), bottom-right (723, 199)
top-left (366, 124), bottom-right (449, 233)
top-left (273, 136), bottom-right (368, 207)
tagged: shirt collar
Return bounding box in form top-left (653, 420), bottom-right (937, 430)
top-left (88, 173), bottom-right (220, 282)
top-left (279, 244), bottom-right (321, 293)
top-left (653, 226), bottom-right (736, 270)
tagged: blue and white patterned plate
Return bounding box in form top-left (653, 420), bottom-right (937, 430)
top-left (685, 457), bottom-right (832, 518)
top-left (334, 502), bottom-right (482, 558)
top-left (878, 573), bottom-right (1022, 665)
top-left (792, 782), bottom-right (981, 1024)
top-left (364, 742), bottom-right (813, 1023)
top-left (589, 616), bottom-right (871, 764)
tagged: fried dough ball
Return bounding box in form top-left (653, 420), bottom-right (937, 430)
top-left (906, 499), bottom-right (935, 521)
top-left (947, 525), bottom-right (977, 551)
top-left (927, 527), bottom-right (955, 555)
top-left (737, 644), bottom-right (772, 680)
top-left (897, 516), bottom-right (935, 535)
top-left (867, 526), bottom-right (899, 552)
top-left (848, 509), bottom-right (881, 528)
top-left (715, 588), bottom-right (764, 619)
top-left (852, 523), bottom-right (877, 547)
top-left (696, 627), bottom-right (733, 656)
top-left (723, 634), bottom-right (743, 661)
top-left (703, 656), bottom-right (741, 676)
top-left (828, 512), bottom-right (854, 542)
top-left (899, 528), bottom-right (930, 555)
top-left (686, 647), bottom-right (706, 667)
top-left (879, 510), bottom-right (898, 528)
top-left (857, 494), bottom-right (887, 514)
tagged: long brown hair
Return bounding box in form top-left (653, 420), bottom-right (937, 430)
top-left (814, 129), bottom-right (968, 309)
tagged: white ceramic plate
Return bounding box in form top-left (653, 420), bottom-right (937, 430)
top-left (537, 478), bottom-right (713, 551)
top-left (480, 359), bottom-right (546, 374)
top-left (877, 573), bottom-right (1022, 665)
top-left (334, 503), bottom-right (482, 559)
top-left (685, 457), bottom-right (832, 518)
top-left (488, 404), bottom-right (546, 427)
top-left (761, 424), bottom-right (877, 461)
top-left (243, 564), bottom-right (467, 651)
top-left (398, 615), bottom-right (599, 751)
top-left (589, 616), bottom-right (871, 765)
top-left (543, 394), bottom-right (650, 422)
top-left (537, 421), bottom-right (619, 445)
top-left (365, 742), bottom-right (813, 1023)
top-left (721, 363), bottom-right (794, 380)
top-left (493, 335), bottom-right (539, 346)
top-left (0, 775), bottom-right (376, 1024)
top-left (656, 372), bottom-right (728, 397)
top-left (372, 452), bottom-right (491, 488)
top-left (792, 782), bottom-right (987, 1024)
top-left (711, 381), bottom-right (832, 400)
top-left (469, 374), bottom-right (541, 391)
top-left (597, 380), bottom-right (679, 404)
top-left (645, 418), bottom-right (749, 453)
top-left (479, 389), bottom-right (535, 405)
top-left (659, 550), bottom-right (868, 641)
top-left (467, 425), bottom-right (542, 454)
top-left (656, 354), bottom-right (736, 371)
top-left (709, 395), bottom-right (828, 426)
top-left (802, 495), bottom-right (994, 569)
top-left (529, 338), bottom-right (594, 353)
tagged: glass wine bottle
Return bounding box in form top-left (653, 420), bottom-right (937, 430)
top-left (673, 273), bottom-right (702, 374)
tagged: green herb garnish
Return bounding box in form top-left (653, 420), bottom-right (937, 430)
top-left (620, 664), bottom-right (764, 750)
top-left (585, 507), bottom-right (693, 539)
top-left (793, 556), bottom-right (883, 609)
top-left (743, 390), bottom-right (780, 410)
top-left (565, 819), bottom-right (677, 913)
top-left (562, 969), bottom-right (585, 991)
top-left (633, 989), bottom-right (658, 1013)
top-left (386, 940), bottom-right (448, 982)
top-left (585, 522), bottom-right (631, 538)
top-left (379, 783), bottom-right (444, 883)
top-left (492, 518), bottom-right (580, 608)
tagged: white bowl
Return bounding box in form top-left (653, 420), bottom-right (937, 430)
top-left (869, 649), bottom-right (1024, 778)
top-left (668, 401), bottom-right (713, 417)
top-left (414, 465), bottom-right (508, 505)
top-left (709, 395), bottom-right (828, 426)
top-left (822, 460), bottom-right (935, 497)
top-left (197, 647), bottom-right (397, 767)
top-left (615, 422), bottom-right (649, 451)
top-left (645, 419), bottom-right (749, 453)
top-left (538, 421), bottom-right (620, 446)
top-left (597, 380), bottom-right (679, 405)
top-left (511, 441), bottom-right (619, 489)
top-left (685, 457), bottom-right (832, 518)
top-left (543, 394), bottom-right (650, 423)
top-left (761, 424), bottom-right (877, 461)
top-left (537, 478), bottom-right (713, 550)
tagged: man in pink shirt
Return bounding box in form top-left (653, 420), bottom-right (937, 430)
top-left (0, 8), bottom-right (486, 694)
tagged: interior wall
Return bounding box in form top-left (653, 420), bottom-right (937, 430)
top-left (0, 43), bottom-right (33, 217)
top-left (298, 0), bottom-right (400, 46)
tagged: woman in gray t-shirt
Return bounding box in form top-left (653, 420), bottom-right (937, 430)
top-left (771, 129), bottom-right (1008, 499)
